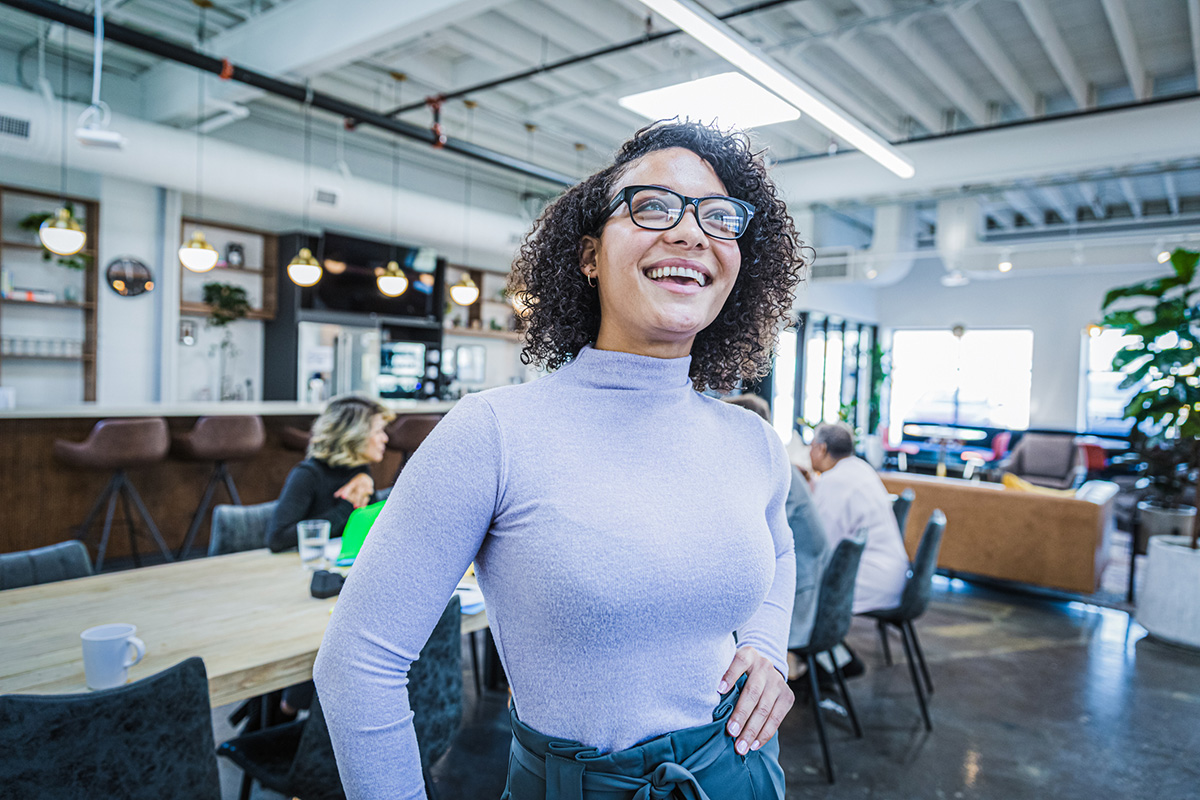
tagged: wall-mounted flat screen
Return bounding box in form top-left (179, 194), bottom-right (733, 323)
top-left (301, 231), bottom-right (442, 319)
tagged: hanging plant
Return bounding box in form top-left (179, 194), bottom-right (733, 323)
top-left (202, 282), bottom-right (250, 327)
top-left (17, 205), bottom-right (91, 270)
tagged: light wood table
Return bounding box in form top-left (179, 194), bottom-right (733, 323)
top-left (0, 549), bottom-right (488, 706)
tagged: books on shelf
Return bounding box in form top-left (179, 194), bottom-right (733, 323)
top-left (2, 288), bottom-right (58, 303)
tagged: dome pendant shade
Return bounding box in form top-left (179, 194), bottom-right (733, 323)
top-left (39, 207), bottom-right (87, 256)
top-left (178, 230), bottom-right (219, 272)
top-left (376, 261), bottom-right (409, 297)
top-left (449, 274), bottom-right (480, 306)
top-left (287, 247), bottom-right (322, 287)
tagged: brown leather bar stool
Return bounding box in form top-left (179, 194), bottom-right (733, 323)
top-left (385, 414), bottom-right (443, 484)
top-left (280, 425), bottom-right (311, 453)
top-left (53, 418), bottom-right (172, 571)
top-left (172, 415), bottom-right (266, 559)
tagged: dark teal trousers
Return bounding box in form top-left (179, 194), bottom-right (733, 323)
top-left (501, 677), bottom-right (785, 800)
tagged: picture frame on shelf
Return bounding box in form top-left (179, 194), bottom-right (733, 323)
top-left (225, 242), bottom-right (245, 269)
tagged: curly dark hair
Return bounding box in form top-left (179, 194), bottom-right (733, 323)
top-left (508, 120), bottom-right (808, 391)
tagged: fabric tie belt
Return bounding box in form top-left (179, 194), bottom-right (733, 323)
top-left (504, 675), bottom-right (782, 800)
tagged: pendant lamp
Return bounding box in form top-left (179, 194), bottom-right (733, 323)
top-left (180, 5), bottom-right (213, 272)
top-left (40, 207), bottom-right (87, 256)
top-left (288, 97), bottom-right (322, 286)
top-left (376, 261), bottom-right (409, 297)
top-left (43, 27), bottom-right (85, 257)
top-left (449, 273), bottom-right (479, 306)
top-left (287, 248), bottom-right (322, 287)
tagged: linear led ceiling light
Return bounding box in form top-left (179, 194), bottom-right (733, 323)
top-left (634, 0), bottom-right (915, 179)
top-left (620, 72), bottom-right (800, 129)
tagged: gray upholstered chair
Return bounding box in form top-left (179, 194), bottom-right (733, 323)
top-left (1002, 432), bottom-right (1085, 489)
top-left (208, 500), bottom-right (279, 556)
top-left (0, 657), bottom-right (221, 799)
top-left (0, 540), bottom-right (93, 590)
top-left (891, 488), bottom-right (915, 544)
top-left (863, 510), bottom-right (948, 732)
top-left (791, 535), bottom-right (866, 784)
top-left (218, 595), bottom-right (462, 800)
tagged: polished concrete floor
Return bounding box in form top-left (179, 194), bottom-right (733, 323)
top-left (218, 577), bottom-right (1200, 799)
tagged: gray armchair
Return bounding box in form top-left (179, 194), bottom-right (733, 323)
top-left (1001, 433), bottom-right (1085, 490)
top-left (0, 540), bottom-right (93, 590)
top-left (209, 501), bottom-right (278, 556)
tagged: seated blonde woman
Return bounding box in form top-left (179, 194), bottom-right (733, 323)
top-left (267, 395), bottom-right (393, 552)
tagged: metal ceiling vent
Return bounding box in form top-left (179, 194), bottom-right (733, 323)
top-left (810, 248), bottom-right (852, 280)
top-left (314, 187), bottom-right (338, 206)
top-left (0, 114), bottom-right (32, 140)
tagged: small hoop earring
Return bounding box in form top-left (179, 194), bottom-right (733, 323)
top-left (587, 274), bottom-right (597, 288)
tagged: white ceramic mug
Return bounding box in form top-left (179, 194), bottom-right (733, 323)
top-left (80, 623), bottom-right (145, 690)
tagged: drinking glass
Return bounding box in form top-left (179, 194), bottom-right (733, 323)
top-left (297, 519), bottom-right (331, 570)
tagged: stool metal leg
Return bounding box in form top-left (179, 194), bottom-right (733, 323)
top-left (118, 475), bottom-right (142, 568)
top-left (123, 477), bottom-right (174, 562)
top-left (805, 654), bottom-right (834, 784)
top-left (899, 622), bottom-right (932, 731)
top-left (177, 470), bottom-right (222, 559)
top-left (94, 477), bottom-right (121, 572)
top-left (218, 462), bottom-right (242, 505)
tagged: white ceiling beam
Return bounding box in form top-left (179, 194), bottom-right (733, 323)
top-left (1099, 0), bottom-right (1149, 101)
top-left (1164, 173), bottom-right (1181, 216)
top-left (850, 0), bottom-right (989, 125)
top-left (1001, 189), bottom-right (1046, 228)
top-left (1189, 0), bottom-right (1200, 91)
top-left (1038, 185), bottom-right (1076, 224)
top-left (785, 2), bottom-right (943, 133)
top-left (1014, 0), bottom-right (1091, 109)
top-left (772, 97), bottom-right (1200, 205)
top-left (1078, 182), bottom-right (1107, 220)
top-left (1118, 177), bottom-right (1143, 218)
top-left (885, 20), bottom-right (989, 126)
top-left (783, 56), bottom-right (904, 142)
top-left (141, 0), bottom-right (504, 123)
top-left (945, 3), bottom-right (1038, 118)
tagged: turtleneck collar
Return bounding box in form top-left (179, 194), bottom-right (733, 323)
top-left (561, 344), bottom-right (694, 392)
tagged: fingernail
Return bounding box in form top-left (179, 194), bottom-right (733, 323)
top-left (736, 740), bottom-right (749, 755)
top-left (718, 680), bottom-right (728, 693)
top-left (751, 740), bottom-right (761, 751)
top-left (728, 722), bottom-right (741, 737)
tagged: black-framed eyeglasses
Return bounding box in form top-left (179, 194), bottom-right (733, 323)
top-left (600, 185), bottom-right (756, 240)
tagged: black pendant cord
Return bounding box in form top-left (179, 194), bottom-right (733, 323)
top-left (58, 22), bottom-right (68, 205)
top-left (462, 104), bottom-right (476, 268)
top-left (301, 90), bottom-right (313, 239)
top-left (194, 6), bottom-right (206, 221)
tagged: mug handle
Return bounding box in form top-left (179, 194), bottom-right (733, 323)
top-left (124, 636), bottom-right (146, 668)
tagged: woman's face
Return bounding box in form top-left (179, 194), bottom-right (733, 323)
top-left (362, 414), bottom-right (388, 464)
top-left (581, 147), bottom-right (742, 359)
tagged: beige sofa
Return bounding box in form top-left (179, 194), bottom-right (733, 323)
top-left (881, 472), bottom-right (1119, 594)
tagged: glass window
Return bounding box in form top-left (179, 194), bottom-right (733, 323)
top-left (889, 328), bottom-right (1034, 438)
top-left (1082, 328), bottom-right (1139, 434)
top-left (771, 328), bottom-right (798, 445)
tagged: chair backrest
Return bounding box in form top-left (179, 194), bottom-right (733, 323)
top-left (1009, 433), bottom-right (1077, 479)
top-left (991, 430), bottom-right (1013, 460)
top-left (0, 540), bottom-right (93, 590)
top-left (803, 536), bottom-right (866, 653)
top-left (209, 500), bottom-right (278, 556)
top-left (892, 489), bottom-right (915, 540)
top-left (408, 594), bottom-right (464, 767)
top-left (894, 510), bottom-right (948, 620)
top-left (0, 656), bottom-right (220, 800)
top-left (286, 696), bottom-right (346, 800)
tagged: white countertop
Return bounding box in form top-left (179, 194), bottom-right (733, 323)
top-left (0, 399), bottom-right (457, 420)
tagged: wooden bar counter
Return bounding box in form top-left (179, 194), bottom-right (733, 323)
top-left (0, 400), bottom-right (453, 560)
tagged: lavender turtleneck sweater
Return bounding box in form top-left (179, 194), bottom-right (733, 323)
top-left (313, 346), bottom-right (796, 800)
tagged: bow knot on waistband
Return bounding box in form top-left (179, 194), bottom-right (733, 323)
top-left (633, 762), bottom-right (706, 800)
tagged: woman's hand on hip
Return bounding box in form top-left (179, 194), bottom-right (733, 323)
top-left (719, 646), bottom-right (794, 756)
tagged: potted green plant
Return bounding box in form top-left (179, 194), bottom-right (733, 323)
top-left (202, 282), bottom-right (249, 401)
top-left (1102, 247), bottom-right (1200, 647)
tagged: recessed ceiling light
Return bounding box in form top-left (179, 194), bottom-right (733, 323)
top-left (618, 72), bottom-right (801, 130)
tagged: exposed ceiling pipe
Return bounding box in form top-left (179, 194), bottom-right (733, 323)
top-left (0, 0), bottom-right (575, 187)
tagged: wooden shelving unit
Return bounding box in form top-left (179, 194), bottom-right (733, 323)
top-left (179, 218), bottom-right (278, 322)
top-left (0, 184), bottom-right (99, 404)
top-left (444, 326), bottom-right (521, 342)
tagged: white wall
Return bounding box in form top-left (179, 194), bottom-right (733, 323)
top-left (874, 257), bottom-right (1164, 430)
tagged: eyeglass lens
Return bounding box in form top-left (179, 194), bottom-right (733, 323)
top-left (628, 187), bottom-right (749, 239)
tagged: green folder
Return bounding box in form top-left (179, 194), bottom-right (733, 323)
top-left (337, 500), bottom-right (387, 565)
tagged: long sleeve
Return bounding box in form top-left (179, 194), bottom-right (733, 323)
top-left (313, 395), bottom-right (503, 800)
top-left (267, 462), bottom-right (357, 552)
top-left (733, 424), bottom-right (797, 677)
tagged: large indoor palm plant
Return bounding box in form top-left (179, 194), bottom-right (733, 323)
top-left (1102, 247), bottom-right (1200, 648)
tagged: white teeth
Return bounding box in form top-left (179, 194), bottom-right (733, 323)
top-left (646, 266), bottom-right (708, 286)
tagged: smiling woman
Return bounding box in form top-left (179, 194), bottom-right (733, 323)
top-left (314, 121), bottom-right (810, 800)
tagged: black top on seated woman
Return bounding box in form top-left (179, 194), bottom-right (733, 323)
top-left (267, 395), bottom-right (393, 552)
